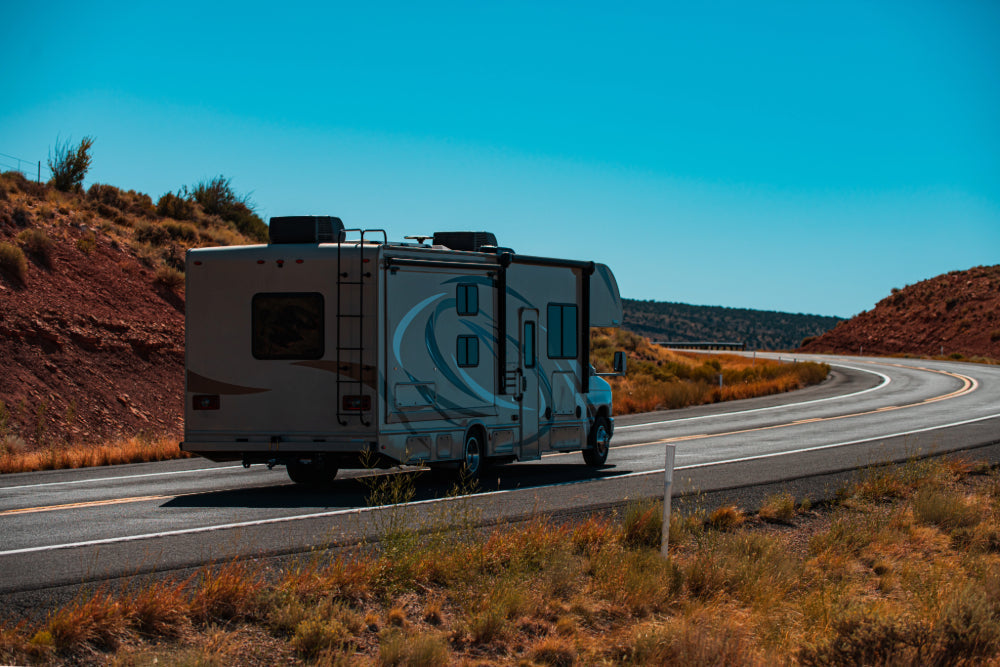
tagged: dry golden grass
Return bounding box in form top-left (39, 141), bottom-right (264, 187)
top-left (592, 328), bottom-right (830, 415)
top-left (0, 435), bottom-right (189, 474)
top-left (3, 456), bottom-right (996, 665)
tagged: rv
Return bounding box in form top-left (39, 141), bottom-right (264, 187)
top-left (182, 216), bottom-right (626, 484)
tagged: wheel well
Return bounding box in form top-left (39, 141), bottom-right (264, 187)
top-left (466, 423), bottom-right (488, 447)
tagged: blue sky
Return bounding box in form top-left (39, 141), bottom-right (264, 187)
top-left (2, 0), bottom-right (997, 317)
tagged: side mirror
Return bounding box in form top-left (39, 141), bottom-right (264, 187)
top-left (612, 351), bottom-right (627, 376)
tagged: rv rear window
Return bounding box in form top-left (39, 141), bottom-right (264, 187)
top-left (252, 292), bottom-right (324, 360)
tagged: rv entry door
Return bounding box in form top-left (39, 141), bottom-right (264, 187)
top-left (518, 309), bottom-right (540, 460)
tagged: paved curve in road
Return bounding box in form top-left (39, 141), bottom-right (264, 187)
top-left (1, 353), bottom-right (998, 595)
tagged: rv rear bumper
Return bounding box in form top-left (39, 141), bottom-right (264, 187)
top-left (181, 437), bottom-right (375, 460)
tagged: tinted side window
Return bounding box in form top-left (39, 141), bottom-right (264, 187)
top-left (547, 304), bottom-right (577, 359)
top-left (457, 335), bottom-right (479, 367)
top-left (252, 292), bottom-right (324, 360)
top-left (457, 284), bottom-right (478, 316)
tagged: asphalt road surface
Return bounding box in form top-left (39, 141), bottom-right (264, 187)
top-left (1, 353), bottom-right (998, 598)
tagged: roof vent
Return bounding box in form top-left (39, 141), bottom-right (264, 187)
top-left (432, 231), bottom-right (498, 252)
top-left (269, 216), bottom-right (345, 244)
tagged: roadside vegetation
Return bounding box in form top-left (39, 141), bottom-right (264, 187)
top-left (1, 455), bottom-right (997, 665)
top-left (0, 163), bottom-right (265, 291)
top-left (592, 328), bottom-right (829, 415)
top-left (0, 432), bottom-right (188, 474)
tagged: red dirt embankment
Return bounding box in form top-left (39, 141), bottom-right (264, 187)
top-left (800, 265), bottom-right (1000, 360)
top-left (0, 196), bottom-right (184, 448)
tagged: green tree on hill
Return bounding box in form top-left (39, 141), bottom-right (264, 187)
top-left (48, 136), bottom-right (95, 192)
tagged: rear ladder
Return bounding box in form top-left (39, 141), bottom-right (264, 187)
top-left (336, 229), bottom-right (386, 426)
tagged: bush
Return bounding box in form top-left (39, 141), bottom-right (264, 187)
top-left (87, 183), bottom-right (123, 210)
top-left (17, 228), bottom-right (54, 268)
top-left (163, 221), bottom-right (197, 242)
top-left (0, 242), bottom-right (28, 281)
top-left (155, 265), bottom-right (184, 291)
top-left (189, 176), bottom-right (268, 242)
top-left (135, 222), bottom-right (169, 246)
top-left (156, 191), bottom-right (195, 221)
top-left (76, 234), bottom-right (97, 254)
top-left (48, 136), bottom-right (95, 192)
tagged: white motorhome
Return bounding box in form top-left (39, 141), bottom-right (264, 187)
top-left (182, 216), bottom-right (626, 484)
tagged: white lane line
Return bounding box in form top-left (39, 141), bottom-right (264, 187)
top-left (0, 465), bottom-right (245, 492)
top-left (3, 411), bottom-right (998, 558)
top-left (617, 363), bottom-right (892, 430)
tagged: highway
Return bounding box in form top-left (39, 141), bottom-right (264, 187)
top-left (1, 353), bottom-right (998, 598)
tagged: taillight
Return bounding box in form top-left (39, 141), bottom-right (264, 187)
top-left (192, 395), bottom-right (220, 410)
top-left (342, 395), bottom-right (371, 411)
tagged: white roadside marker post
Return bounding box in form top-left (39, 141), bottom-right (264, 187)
top-left (661, 443), bottom-right (676, 557)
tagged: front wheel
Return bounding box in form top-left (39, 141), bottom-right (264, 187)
top-left (583, 415), bottom-right (611, 466)
top-left (457, 429), bottom-right (485, 483)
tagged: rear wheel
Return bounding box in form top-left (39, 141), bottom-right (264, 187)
top-left (583, 415), bottom-right (611, 466)
top-left (286, 458), bottom-right (338, 486)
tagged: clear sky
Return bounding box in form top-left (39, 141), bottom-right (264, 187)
top-left (2, 1), bottom-right (997, 317)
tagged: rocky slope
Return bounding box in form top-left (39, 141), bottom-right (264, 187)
top-left (0, 172), bottom-right (260, 448)
top-left (799, 265), bottom-right (1000, 360)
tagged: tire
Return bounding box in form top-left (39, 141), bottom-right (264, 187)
top-left (286, 458), bottom-right (338, 486)
top-left (583, 415), bottom-right (611, 466)
top-left (457, 429), bottom-right (485, 483)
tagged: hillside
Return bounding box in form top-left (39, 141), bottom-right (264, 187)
top-left (800, 265), bottom-right (1000, 360)
top-left (0, 172), bottom-right (263, 449)
top-left (623, 298), bottom-right (842, 351)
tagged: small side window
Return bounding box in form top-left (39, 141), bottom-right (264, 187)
top-left (523, 321), bottom-right (535, 368)
top-left (457, 335), bottom-right (479, 367)
top-left (457, 284), bottom-right (478, 316)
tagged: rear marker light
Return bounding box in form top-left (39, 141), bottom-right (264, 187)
top-left (342, 395), bottom-right (371, 411)
top-left (192, 395), bottom-right (220, 410)
top-left (257, 260), bottom-right (265, 264)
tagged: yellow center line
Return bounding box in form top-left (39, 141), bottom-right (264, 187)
top-left (0, 494), bottom-right (172, 517)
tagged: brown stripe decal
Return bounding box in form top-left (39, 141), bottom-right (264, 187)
top-left (186, 371), bottom-right (270, 395)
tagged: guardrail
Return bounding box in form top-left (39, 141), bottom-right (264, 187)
top-left (656, 341), bottom-right (747, 351)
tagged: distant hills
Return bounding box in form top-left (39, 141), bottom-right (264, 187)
top-left (800, 265), bottom-right (1000, 360)
top-left (622, 299), bottom-right (843, 351)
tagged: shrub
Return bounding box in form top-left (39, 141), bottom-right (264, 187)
top-left (621, 498), bottom-right (662, 548)
top-left (707, 505), bottom-right (745, 531)
top-left (163, 221), bottom-right (197, 242)
top-left (11, 205), bottom-right (30, 227)
top-left (16, 228), bottom-right (54, 267)
top-left (48, 136), bottom-right (95, 192)
top-left (759, 492), bottom-right (796, 523)
top-left (156, 191), bottom-right (195, 220)
top-left (87, 183), bottom-right (123, 210)
top-left (0, 242), bottom-right (27, 281)
top-left (135, 222), bottom-right (169, 246)
top-left (189, 176), bottom-right (268, 242)
top-left (913, 485), bottom-right (981, 531)
top-left (76, 234), bottom-right (97, 254)
top-left (155, 265), bottom-right (185, 291)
